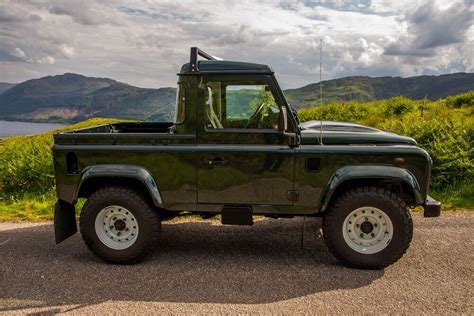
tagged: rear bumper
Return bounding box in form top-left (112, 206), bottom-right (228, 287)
top-left (423, 196), bottom-right (441, 217)
top-left (54, 200), bottom-right (77, 243)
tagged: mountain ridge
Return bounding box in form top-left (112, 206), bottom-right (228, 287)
top-left (0, 72), bottom-right (472, 123)
top-left (0, 82), bottom-right (17, 95)
top-left (284, 72), bottom-right (474, 108)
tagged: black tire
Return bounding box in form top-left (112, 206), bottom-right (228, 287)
top-left (80, 186), bottom-right (161, 264)
top-left (323, 186), bottom-right (413, 269)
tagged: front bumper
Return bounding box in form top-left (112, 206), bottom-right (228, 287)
top-left (423, 196), bottom-right (441, 217)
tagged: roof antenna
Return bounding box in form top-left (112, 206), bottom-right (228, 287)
top-left (319, 38), bottom-right (324, 145)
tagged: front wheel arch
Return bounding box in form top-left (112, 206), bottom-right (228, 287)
top-left (321, 176), bottom-right (421, 213)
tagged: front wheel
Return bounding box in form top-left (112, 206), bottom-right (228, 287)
top-left (323, 186), bottom-right (413, 269)
top-left (80, 186), bottom-right (161, 264)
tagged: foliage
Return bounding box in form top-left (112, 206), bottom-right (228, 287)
top-left (0, 118), bottom-right (123, 196)
top-left (299, 91), bottom-right (474, 200)
top-left (1, 91), bottom-right (473, 221)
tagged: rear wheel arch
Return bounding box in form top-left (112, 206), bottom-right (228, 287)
top-left (74, 165), bottom-right (164, 208)
top-left (78, 177), bottom-right (156, 206)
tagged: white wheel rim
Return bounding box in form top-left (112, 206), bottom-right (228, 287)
top-left (342, 207), bottom-right (393, 254)
top-left (94, 205), bottom-right (139, 250)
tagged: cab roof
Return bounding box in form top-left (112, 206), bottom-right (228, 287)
top-left (179, 47), bottom-right (273, 75)
top-left (179, 60), bottom-right (273, 75)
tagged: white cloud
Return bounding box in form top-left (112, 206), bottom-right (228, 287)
top-left (0, 0), bottom-right (471, 88)
top-left (37, 56), bottom-right (55, 64)
top-left (59, 45), bottom-right (75, 58)
top-left (11, 47), bottom-right (29, 61)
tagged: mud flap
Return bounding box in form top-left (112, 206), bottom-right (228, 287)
top-left (54, 200), bottom-right (77, 243)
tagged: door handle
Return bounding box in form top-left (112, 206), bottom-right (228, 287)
top-left (208, 157), bottom-right (225, 167)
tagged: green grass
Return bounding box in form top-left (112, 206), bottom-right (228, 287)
top-left (1, 92), bottom-right (473, 221)
top-left (0, 118), bottom-right (123, 221)
top-left (299, 91), bottom-right (474, 208)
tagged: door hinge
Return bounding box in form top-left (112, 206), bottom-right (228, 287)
top-left (287, 190), bottom-right (299, 202)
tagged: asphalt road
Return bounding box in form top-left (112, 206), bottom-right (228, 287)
top-left (0, 212), bottom-right (472, 314)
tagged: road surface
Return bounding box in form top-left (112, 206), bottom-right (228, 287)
top-left (0, 212), bottom-right (472, 314)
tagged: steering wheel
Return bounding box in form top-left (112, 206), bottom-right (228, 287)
top-left (244, 102), bottom-right (266, 128)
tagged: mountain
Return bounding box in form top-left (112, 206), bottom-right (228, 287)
top-left (0, 82), bottom-right (17, 94)
top-left (284, 73), bottom-right (474, 108)
top-left (0, 73), bottom-right (176, 122)
top-left (0, 72), bottom-right (472, 123)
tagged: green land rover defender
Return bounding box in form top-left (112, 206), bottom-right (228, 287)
top-left (52, 48), bottom-right (441, 269)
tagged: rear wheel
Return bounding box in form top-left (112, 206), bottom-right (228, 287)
top-left (80, 186), bottom-right (160, 264)
top-left (323, 186), bottom-right (413, 269)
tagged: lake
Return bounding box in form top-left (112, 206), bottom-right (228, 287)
top-left (0, 120), bottom-right (67, 138)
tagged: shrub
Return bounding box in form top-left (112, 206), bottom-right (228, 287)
top-left (445, 91), bottom-right (474, 108)
top-left (0, 118), bottom-right (123, 197)
top-left (299, 91), bottom-right (474, 193)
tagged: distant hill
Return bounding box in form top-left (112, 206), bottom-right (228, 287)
top-left (284, 73), bottom-right (474, 108)
top-left (0, 73), bottom-right (176, 122)
top-left (0, 72), bottom-right (472, 123)
top-left (0, 82), bottom-right (16, 94)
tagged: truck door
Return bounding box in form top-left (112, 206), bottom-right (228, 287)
top-left (196, 74), bottom-right (295, 206)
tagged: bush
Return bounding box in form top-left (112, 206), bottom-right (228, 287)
top-left (0, 118), bottom-right (123, 197)
top-left (299, 92), bottom-right (474, 194)
top-left (445, 91), bottom-right (474, 108)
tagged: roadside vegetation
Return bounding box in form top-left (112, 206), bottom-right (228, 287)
top-left (0, 92), bottom-right (472, 221)
top-left (0, 118), bottom-right (121, 221)
top-left (299, 91), bottom-right (473, 209)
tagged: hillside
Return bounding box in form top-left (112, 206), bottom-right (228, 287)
top-left (284, 73), bottom-right (474, 108)
top-left (0, 82), bottom-right (16, 94)
top-left (1, 72), bottom-right (473, 122)
top-left (0, 74), bottom-right (176, 122)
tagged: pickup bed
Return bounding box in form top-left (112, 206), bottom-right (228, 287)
top-left (53, 47), bottom-right (440, 269)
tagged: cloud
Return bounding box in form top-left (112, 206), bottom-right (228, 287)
top-left (59, 45), bottom-right (75, 58)
top-left (11, 48), bottom-right (31, 62)
top-left (47, 0), bottom-right (102, 25)
top-left (37, 56), bottom-right (55, 64)
top-left (0, 0), bottom-right (472, 88)
top-left (384, 0), bottom-right (473, 56)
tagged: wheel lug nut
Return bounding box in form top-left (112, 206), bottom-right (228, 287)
top-left (109, 225), bottom-right (114, 229)
top-left (374, 223), bottom-right (377, 227)
top-left (360, 233), bottom-right (364, 238)
top-left (356, 224), bottom-right (360, 228)
top-left (371, 233), bottom-right (375, 237)
top-left (113, 217), bottom-right (117, 220)
top-left (125, 227), bottom-right (129, 232)
top-left (117, 232), bottom-right (121, 236)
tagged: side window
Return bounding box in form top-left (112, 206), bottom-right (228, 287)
top-left (205, 82), bottom-right (280, 130)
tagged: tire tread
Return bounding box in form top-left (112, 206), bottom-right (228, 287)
top-left (323, 186), bottom-right (413, 269)
top-left (79, 186), bottom-right (160, 264)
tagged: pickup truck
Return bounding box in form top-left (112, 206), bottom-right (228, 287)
top-left (53, 47), bottom-right (441, 269)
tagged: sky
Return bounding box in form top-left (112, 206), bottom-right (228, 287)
top-left (0, 0), bottom-right (472, 89)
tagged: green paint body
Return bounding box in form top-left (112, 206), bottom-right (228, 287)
top-left (53, 60), bottom-right (433, 215)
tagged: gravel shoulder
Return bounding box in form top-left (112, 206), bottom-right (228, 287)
top-left (0, 211), bottom-right (473, 314)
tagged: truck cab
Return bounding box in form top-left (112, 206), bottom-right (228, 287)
top-left (53, 48), bottom-right (440, 268)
